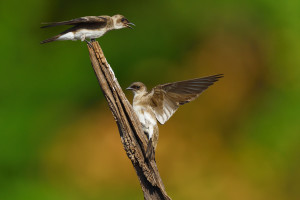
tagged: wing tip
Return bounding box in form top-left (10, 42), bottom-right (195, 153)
top-left (40, 22), bottom-right (52, 28)
top-left (201, 74), bottom-right (224, 83)
top-left (210, 73), bottom-right (224, 79)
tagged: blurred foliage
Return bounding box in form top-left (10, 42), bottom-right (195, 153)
top-left (0, 0), bottom-right (300, 199)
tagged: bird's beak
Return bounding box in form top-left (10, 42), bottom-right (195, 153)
top-left (126, 86), bottom-right (133, 90)
top-left (126, 22), bottom-right (135, 29)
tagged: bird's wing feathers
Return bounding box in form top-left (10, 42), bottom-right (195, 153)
top-left (149, 74), bottom-right (223, 124)
top-left (149, 89), bottom-right (179, 125)
top-left (41, 16), bottom-right (107, 28)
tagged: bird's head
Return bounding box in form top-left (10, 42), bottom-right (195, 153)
top-left (126, 82), bottom-right (147, 95)
top-left (112, 14), bottom-right (135, 29)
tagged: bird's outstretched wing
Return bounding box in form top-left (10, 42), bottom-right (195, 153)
top-left (41, 16), bottom-right (107, 28)
top-left (149, 74), bottom-right (223, 124)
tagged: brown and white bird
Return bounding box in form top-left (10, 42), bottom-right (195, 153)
top-left (126, 74), bottom-right (223, 159)
top-left (40, 14), bottom-right (135, 44)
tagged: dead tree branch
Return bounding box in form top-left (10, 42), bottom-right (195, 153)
top-left (87, 41), bottom-right (171, 200)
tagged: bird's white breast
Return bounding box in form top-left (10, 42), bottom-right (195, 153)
top-left (57, 29), bottom-right (107, 41)
top-left (75, 29), bottom-right (106, 40)
top-left (133, 105), bottom-right (157, 125)
top-left (133, 105), bottom-right (157, 139)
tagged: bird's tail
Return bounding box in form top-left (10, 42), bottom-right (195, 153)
top-left (40, 34), bottom-right (61, 44)
top-left (146, 138), bottom-right (155, 161)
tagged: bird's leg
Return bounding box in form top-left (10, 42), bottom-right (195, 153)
top-left (85, 39), bottom-right (93, 48)
top-left (90, 39), bottom-right (96, 47)
top-left (82, 34), bottom-right (93, 48)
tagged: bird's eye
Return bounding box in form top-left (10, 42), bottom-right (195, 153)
top-left (121, 18), bottom-right (125, 22)
top-left (136, 86), bottom-right (140, 89)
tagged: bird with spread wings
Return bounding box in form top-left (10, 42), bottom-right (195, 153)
top-left (127, 74), bottom-right (223, 159)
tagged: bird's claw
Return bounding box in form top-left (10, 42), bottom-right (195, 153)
top-left (85, 40), bottom-right (93, 48)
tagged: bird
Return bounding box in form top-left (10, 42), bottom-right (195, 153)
top-left (126, 74), bottom-right (223, 160)
top-left (40, 14), bottom-right (135, 44)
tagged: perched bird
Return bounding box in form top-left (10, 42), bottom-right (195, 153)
top-left (126, 74), bottom-right (223, 159)
top-left (40, 14), bottom-right (135, 44)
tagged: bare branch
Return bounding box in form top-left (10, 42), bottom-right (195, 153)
top-left (87, 41), bottom-right (171, 200)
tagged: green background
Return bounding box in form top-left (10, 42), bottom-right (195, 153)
top-left (1, 0), bottom-right (300, 199)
